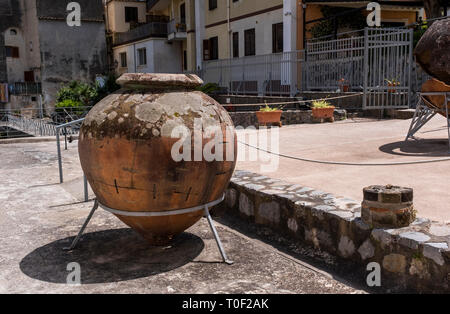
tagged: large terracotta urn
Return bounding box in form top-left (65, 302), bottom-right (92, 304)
top-left (421, 78), bottom-right (450, 118)
top-left (78, 73), bottom-right (237, 245)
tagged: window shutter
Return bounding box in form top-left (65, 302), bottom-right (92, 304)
top-left (203, 39), bottom-right (210, 61)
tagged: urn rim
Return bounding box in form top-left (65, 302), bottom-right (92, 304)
top-left (116, 73), bottom-right (204, 90)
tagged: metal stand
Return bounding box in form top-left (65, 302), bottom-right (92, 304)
top-left (63, 200), bottom-right (99, 251)
top-left (63, 196), bottom-right (233, 265)
top-left (405, 92), bottom-right (450, 151)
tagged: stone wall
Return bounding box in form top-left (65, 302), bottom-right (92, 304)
top-left (222, 170), bottom-right (450, 292)
top-left (212, 92), bottom-right (363, 111)
top-left (228, 110), bottom-right (347, 128)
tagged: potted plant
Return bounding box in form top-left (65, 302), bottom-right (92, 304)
top-left (255, 103), bottom-right (282, 127)
top-left (385, 78), bottom-right (400, 93)
top-left (311, 99), bottom-right (335, 122)
top-left (338, 78), bottom-right (350, 92)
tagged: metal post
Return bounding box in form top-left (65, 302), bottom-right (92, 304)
top-left (63, 200), bottom-right (99, 251)
top-left (83, 174), bottom-right (89, 202)
top-left (204, 205), bottom-right (233, 265)
top-left (56, 130), bottom-right (63, 183)
top-left (363, 27), bottom-right (369, 109)
top-left (446, 93), bottom-right (450, 152)
top-left (407, 29), bottom-right (413, 108)
top-left (64, 127), bottom-right (68, 150)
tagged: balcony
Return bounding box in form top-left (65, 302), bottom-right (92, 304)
top-left (113, 22), bottom-right (168, 46)
top-left (10, 82), bottom-right (42, 95)
top-left (167, 19), bottom-right (187, 42)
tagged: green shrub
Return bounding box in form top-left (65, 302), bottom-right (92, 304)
top-left (311, 100), bottom-right (332, 108)
top-left (196, 83), bottom-right (219, 94)
top-left (259, 104), bottom-right (280, 112)
top-left (56, 81), bottom-right (98, 107)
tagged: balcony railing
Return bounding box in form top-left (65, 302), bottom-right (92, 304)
top-left (168, 19), bottom-right (186, 34)
top-left (147, 0), bottom-right (159, 10)
top-left (167, 19), bottom-right (187, 41)
top-left (10, 82), bottom-right (42, 95)
top-left (113, 22), bottom-right (168, 46)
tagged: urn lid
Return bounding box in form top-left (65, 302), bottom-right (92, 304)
top-left (116, 73), bottom-right (204, 90)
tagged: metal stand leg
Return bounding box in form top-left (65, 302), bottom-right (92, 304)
top-left (405, 98), bottom-right (436, 141)
top-left (204, 205), bottom-right (234, 265)
top-left (445, 93), bottom-right (450, 152)
top-left (63, 200), bottom-right (99, 251)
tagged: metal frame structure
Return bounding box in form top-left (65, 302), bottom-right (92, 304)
top-left (405, 92), bottom-right (450, 151)
top-left (63, 195), bottom-right (234, 265)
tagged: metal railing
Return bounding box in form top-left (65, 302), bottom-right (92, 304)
top-left (199, 27), bottom-right (427, 109)
top-left (0, 107), bottom-right (91, 139)
top-left (201, 51), bottom-right (305, 97)
top-left (112, 22), bottom-right (168, 46)
top-left (10, 82), bottom-right (42, 95)
top-left (168, 19), bottom-right (186, 34)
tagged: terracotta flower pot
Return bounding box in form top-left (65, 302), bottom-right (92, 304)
top-left (421, 78), bottom-right (450, 118)
top-left (255, 110), bottom-right (282, 127)
top-left (311, 106), bottom-right (335, 121)
top-left (78, 73), bottom-right (237, 245)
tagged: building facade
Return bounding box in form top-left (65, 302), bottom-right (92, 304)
top-left (107, 0), bottom-right (195, 76)
top-left (0, 0), bottom-right (107, 112)
top-left (297, 0), bottom-right (424, 50)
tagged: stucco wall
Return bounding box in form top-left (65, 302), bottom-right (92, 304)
top-left (107, 0), bottom-right (147, 33)
top-left (204, 4), bottom-right (283, 60)
top-left (113, 38), bottom-right (183, 75)
top-left (0, 0), bottom-right (22, 83)
top-left (38, 20), bottom-right (107, 109)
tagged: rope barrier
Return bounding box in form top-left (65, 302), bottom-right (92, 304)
top-left (239, 141), bottom-right (450, 166)
top-left (222, 93), bottom-right (364, 108)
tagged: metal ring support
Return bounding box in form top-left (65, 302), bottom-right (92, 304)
top-left (98, 194), bottom-right (225, 217)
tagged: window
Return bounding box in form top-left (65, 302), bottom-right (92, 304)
top-left (137, 48), bottom-right (147, 66)
top-left (125, 7), bottom-right (138, 23)
top-left (203, 37), bottom-right (218, 61)
top-left (120, 52), bottom-right (127, 68)
top-left (272, 23), bottom-right (283, 53)
top-left (232, 32), bottom-right (239, 58)
top-left (180, 3), bottom-right (186, 24)
top-left (24, 71), bottom-right (34, 82)
top-left (5, 46), bottom-right (19, 58)
top-left (244, 29), bottom-right (255, 56)
top-left (183, 50), bottom-right (187, 71)
top-left (10, 29), bottom-right (17, 35)
top-left (209, 0), bottom-right (217, 10)
top-left (210, 37), bottom-right (218, 60)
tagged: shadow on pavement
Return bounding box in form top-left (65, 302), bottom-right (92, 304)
top-left (379, 138), bottom-right (450, 157)
top-left (20, 228), bottom-right (204, 284)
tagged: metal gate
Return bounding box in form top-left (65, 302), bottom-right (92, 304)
top-left (363, 28), bottom-right (413, 109)
top-left (305, 27), bottom-right (413, 109)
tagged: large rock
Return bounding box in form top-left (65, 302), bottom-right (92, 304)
top-left (414, 18), bottom-right (450, 84)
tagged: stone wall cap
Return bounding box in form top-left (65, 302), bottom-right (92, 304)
top-left (116, 73), bottom-right (204, 90)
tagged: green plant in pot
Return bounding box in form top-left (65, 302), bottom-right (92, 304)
top-left (311, 99), bottom-right (335, 122)
top-left (255, 103), bottom-right (282, 127)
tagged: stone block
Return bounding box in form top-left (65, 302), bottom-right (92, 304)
top-left (383, 254), bottom-right (406, 273)
top-left (257, 202), bottom-right (280, 224)
top-left (239, 193), bottom-right (254, 217)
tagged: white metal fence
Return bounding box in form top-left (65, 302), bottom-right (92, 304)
top-left (202, 51), bottom-right (305, 97)
top-left (198, 27), bottom-right (429, 109)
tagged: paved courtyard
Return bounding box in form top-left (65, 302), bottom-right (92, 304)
top-left (1, 115), bottom-right (449, 293)
top-left (237, 116), bottom-right (450, 222)
top-left (0, 140), bottom-right (362, 293)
